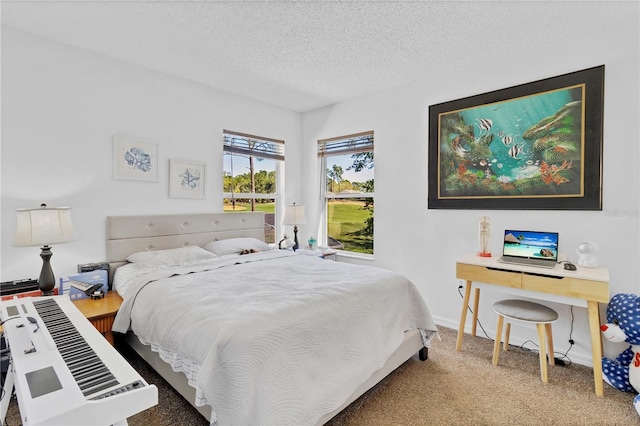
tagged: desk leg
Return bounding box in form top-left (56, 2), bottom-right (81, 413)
top-left (587, 300), bottom-right (604, 396)
top-left (456, 280), bottom-right (473, 351)
top-left (471, 287), bottom-right (480, 337)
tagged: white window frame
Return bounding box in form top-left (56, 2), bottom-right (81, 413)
top-left (223, 130), bottom-right (284, 242)
top-left (318, 131), bottom-right (374, 255)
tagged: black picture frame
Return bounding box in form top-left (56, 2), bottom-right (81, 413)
top-left (428, 65), bottom-right (604, 210)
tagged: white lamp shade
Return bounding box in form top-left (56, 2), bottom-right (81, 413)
top-left (282, 204), bottom-right (307, 225)
top-left (14, 206), bottom-right (77, 247)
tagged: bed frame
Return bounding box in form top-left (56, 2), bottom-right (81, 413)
top-left (106, 212), bottom-right (427, 424)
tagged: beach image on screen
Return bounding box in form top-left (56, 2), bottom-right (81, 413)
top-left (503, 230), bottom-right (558, 259)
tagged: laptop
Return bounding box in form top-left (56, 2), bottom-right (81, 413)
top-left (497, 229), bottom-right (559, 269)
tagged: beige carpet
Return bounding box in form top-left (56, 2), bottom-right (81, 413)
top-left (327, 326), bottom-right (638, 425)
top-left (5, 326), bottom-right (638, 425)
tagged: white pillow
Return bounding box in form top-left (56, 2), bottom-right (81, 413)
top-left (126, 245), bottom-right (216, 266)
top-left (112, 262), bottom-right (157, 298)
top-left (203, 237), bottom-right (270, 256)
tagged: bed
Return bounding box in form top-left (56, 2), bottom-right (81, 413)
top-left (107, 212), bottom-right (437, 425)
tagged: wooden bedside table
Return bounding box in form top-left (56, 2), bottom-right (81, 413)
top-left (72, 291), bottom-right (122, 346)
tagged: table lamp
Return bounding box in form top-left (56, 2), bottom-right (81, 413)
top-left (14, 204), bottom-right (77, 296)
top-left (282, 202), bottom-right (307, 251)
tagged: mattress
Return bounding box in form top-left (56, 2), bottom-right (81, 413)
top-left (112, 250), bottom-right (437, 425)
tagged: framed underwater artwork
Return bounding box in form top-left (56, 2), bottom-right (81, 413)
top-left (428, 65), bottom-right (604, 210)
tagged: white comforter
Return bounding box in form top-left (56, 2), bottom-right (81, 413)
top-left (112, 250), bottom-right (437, 425)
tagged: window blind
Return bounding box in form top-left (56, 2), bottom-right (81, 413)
top-left (223, 130), bottom-right (285, 161)
top-left (318, 131), bottom-right (374, 157)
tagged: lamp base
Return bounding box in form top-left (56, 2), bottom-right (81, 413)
top-left (293, 225), bottom-right (299, 251)
top-left (39, 245), bottom-right (56, 296)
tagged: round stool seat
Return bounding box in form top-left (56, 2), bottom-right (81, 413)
top-left (493, 299), bottom-right (558, 323)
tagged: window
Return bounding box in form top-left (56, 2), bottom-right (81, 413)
top-left (223, 130), bottom-right (284, 243)
top-left (318, 131), bottom-right (374, 254)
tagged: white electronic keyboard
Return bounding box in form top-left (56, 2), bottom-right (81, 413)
top-left (0, 296), bottom-right (157, 425)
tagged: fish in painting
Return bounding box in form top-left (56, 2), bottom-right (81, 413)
top-left (501, 135), bottom-right (514, 146)
top-left (474, 118), bottom-right (493, 140)
top-left (477, 118), bottom-right (493, 131)
top-left (508, 143), bottom-right (524, 159)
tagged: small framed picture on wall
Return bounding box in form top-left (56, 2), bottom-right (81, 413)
top-left (169, 159), bottom-right (206, 199)
top-left (112, 135), bottom-right (159, 182)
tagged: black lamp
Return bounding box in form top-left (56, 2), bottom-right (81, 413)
top-left (14, 204), bottom-right (77, 296)
top-left (281, 202), bottom-right (307, 251)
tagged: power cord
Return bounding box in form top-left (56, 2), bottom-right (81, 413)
top-left (558, 305), bottom-right (576, 365)
top-left (457, 285), bottom-right (574, 365)
top-left (1, 316), bottom-right (38, 330)
top-left (0, 318), bottom-right (18, 327)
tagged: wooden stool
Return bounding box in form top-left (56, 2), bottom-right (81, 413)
top-left (492, 299), bottom-right (558, 382)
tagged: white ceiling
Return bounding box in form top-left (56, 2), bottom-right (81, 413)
top-left (1, 1), bottom-right (638, 112)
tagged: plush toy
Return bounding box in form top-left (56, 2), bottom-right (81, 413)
top-left (600, 293), bottom-right (640, 416)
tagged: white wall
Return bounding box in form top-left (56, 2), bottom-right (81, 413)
top-left (301, 24), bottom-right (639, 366)
top-left (1, 28), bottom-right (302, 282)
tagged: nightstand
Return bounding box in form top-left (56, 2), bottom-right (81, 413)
top-left (298, 248), bottom-right (337, 260)
top-left (320, 249), bottom-right (337, 260)
top-left (72, 291), bottom-right (122, 346)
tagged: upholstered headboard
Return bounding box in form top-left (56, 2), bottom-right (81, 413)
top-left (106, 212), bottom-right (265, 284)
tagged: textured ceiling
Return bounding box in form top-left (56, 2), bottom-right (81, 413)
top-left (1, 1), bottom-right (638, 112)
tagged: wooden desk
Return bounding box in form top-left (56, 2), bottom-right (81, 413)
top-left (455, 254), bottom-right (609, 396)
top-left (72, 292), bottom-right (123, 346)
